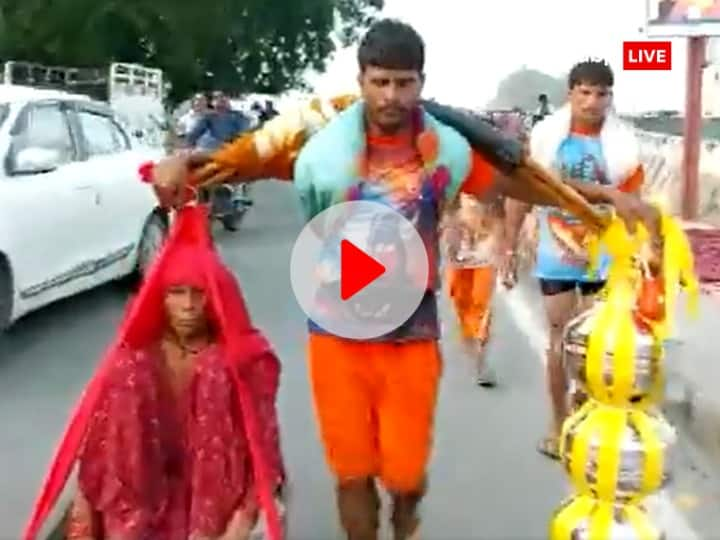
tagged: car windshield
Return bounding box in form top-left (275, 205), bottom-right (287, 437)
top-left (0, 103), bottom-right (8, 128)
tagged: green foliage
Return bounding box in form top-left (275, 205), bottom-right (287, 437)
top-left (0, 0), bottom-right (382, 103)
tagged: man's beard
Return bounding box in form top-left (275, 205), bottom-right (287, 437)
top-left (374, 108), bottom-right (412, 134)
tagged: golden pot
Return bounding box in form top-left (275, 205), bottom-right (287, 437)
top-left (563, 304), bottom-right (664, 405)
top-left (561, 402), bottom-right (676, 502)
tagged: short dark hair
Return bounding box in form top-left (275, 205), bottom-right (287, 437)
top-left (538, 93), bottom-right (548, 102)
top-left (357, 19), bottom-right (425, 72)
top-left (568, 59), bottom-right (614, 89)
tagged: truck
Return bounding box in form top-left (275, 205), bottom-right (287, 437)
top-left (1, 61), bottom-right (169, 148)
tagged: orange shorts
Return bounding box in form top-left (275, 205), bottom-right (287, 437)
top-left (447, 266), bottom-right (494, 341)
top-left (308, 334), bottom-right (441, 493)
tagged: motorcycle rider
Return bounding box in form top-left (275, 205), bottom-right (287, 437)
top-left (177, 93), bottom-right (209, 144)
top-left (187, 91), bottom-right (251, 149)
top-left (187, 91), bottom-right (253, 230)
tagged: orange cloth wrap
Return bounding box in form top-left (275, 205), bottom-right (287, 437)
top-left (307, 334), bottom-right (441, 493)
top-left (446, 266), bottom-right (495, 341)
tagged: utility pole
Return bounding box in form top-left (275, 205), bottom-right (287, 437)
top-left (681, 36), bottom-right (707, 221)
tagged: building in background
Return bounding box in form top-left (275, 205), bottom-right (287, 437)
top-left (703, 38), bottom-right (720, 117)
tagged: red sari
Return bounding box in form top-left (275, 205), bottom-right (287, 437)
top-left (24, 206), bottom-right (285, 540)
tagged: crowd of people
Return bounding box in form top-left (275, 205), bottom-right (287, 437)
top-left (173, 91), bottom-right (277, 231)
top-left (176, 91), bottom-right (278, 151)
top-left (24, 17), bottom-right (663, 540)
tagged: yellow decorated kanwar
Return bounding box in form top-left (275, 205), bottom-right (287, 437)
top-left (550, 205), bottom-right (699, 540)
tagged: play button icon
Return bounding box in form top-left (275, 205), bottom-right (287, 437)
top-left (340, 240), bottom-right (385, 300)
top-left (290, 201), bottom-right (430, 340)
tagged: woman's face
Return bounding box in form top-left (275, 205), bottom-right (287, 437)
top-left (164, 285), bottom-right (208, 339)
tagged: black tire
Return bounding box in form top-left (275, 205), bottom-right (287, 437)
top-left (220, 206), bottom-right (248, 231)
top-left (0, 257), bottom-right (13, 332)
top-left (135, 211), bottom-right (168, 278)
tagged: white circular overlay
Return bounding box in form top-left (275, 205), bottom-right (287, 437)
top-left (289, 201), bottom-right (430, 340)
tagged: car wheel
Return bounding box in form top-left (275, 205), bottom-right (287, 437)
top-left (136, 211), bottom-right (168, 277)
top-left (0, 258), bottom-right (13, 332)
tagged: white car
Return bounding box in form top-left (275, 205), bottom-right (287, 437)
top-left (0, 85), bottom-right (167, 331)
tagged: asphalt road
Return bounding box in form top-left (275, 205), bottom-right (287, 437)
top-left (1, 182), bottom-right (718, 539)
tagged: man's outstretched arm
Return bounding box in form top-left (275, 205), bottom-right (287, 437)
top-left (461, 152), bottom-right (660, 242)
top-left (150, 96), bottom-right (358, 207)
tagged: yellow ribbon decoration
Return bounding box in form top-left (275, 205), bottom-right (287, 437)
top-left (586, 215), bottom-right (642, 405)
top-left (605, 208), bottom-right (698, 330)
top-left (583, 207), bottom-right (699, 405)
top-left (550, 495), bottom-right (662, 540)
top-left (589, 501), bottom-right (614, 540)
top-left (630, 409), bottom-right (665, 497)
top-left (584, 292), bottom-right (643, 406)
top-left (563, 402), bottom-right (665, 502)
top-left (553, 205), bottom-right (696, 540)
top-left (562, 402), bottom-right (594, 494)
top-left (549, 495), bottom-right (595, 539)
top-left (658, 213), bottom-right (700, 338)
top-left (584, 301), bottom-right (615, 403)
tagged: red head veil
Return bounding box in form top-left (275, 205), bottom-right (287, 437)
top-left (23, 204), bottom-right (283, 540)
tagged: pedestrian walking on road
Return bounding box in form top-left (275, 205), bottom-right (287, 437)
top-left (500, 59), bottom-right (661, 461)
top-left (442, 192), bottom-right (504, 387)
top-left (145, 30), bottom-right (666, 540)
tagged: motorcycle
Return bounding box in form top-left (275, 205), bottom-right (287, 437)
top-left (173, 107), bottom-right (255, 231)
top-left (201, 182), bottom-right (253, 231)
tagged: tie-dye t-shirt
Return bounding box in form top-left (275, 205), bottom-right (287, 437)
top-left (306, 132), bottom-right (494, 342)
top-left (534, 127), bottom-right (643, 282)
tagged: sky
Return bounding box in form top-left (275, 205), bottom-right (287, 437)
top-left (307, 0), bottom-right (718, 114)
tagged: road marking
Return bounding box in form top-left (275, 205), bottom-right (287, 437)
top-left (499, 284), bottom-right (702, 540)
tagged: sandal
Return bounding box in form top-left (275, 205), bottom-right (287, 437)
top-left (476, 364), bottom-right (497, 388)
top-left (537, 436), bottom-right (561, 461)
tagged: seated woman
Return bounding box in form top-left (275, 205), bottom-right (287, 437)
top-left (24, 205), bottom-right (285, 540)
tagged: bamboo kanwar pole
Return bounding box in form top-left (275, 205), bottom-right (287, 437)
top-left (516, 157), bottom-right (611, 231)
top-left (181, 96), bottom-right (610, 232)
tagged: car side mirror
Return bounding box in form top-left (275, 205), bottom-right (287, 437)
top-left (11, 147), bottom-right (62, 174)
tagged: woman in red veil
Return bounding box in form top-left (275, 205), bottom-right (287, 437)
top-left (23, 203), bottom-right (286, 540)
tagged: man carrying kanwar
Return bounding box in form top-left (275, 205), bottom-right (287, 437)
top-left (143, 19), bottom-right (662, 540)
